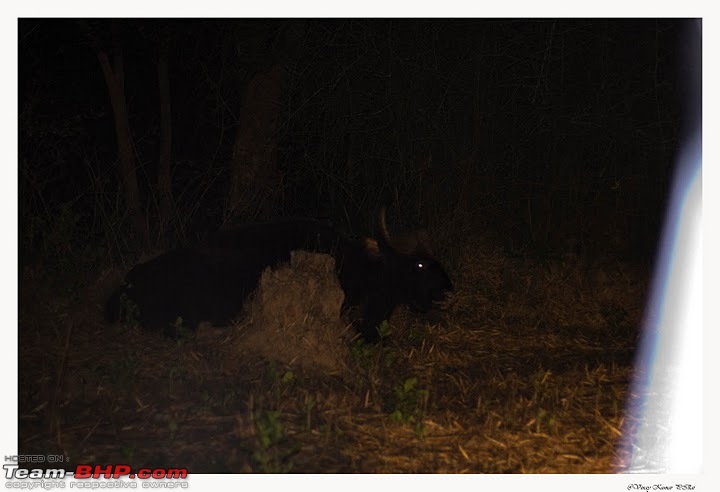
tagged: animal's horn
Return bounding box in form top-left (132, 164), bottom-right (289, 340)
top-left (377, 204), bottom-right (394, 247)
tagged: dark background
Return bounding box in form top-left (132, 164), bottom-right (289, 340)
top-left (18, 19), bottom-right (701, 273)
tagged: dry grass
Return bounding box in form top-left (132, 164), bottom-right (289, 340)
top-left (18, 239), bottom-right (645, 473)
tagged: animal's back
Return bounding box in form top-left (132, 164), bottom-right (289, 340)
top-left (105, 218), bottom-right (343, 335)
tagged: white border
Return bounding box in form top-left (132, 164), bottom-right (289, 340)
top-left (4, 7), bottom-right (717, 491)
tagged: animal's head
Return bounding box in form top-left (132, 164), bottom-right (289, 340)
top-left (369, 205), bottom-right (453, 311)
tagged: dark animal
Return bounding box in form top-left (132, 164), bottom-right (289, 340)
top-left (105, 219), bottom-right (339, 337)
top-left (105, 207), bottom-right (453, 341)
top-left (332, 206), bottom-right (452, 341)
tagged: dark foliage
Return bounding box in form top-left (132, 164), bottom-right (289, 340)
top-left (18, 19), bottom-right (699, 275)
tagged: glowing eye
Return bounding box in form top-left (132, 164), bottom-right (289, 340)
top-left (417, 262), bottom-right (424, 269)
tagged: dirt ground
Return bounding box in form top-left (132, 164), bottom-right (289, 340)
top-left (18, 240), bottom-right (645, 473)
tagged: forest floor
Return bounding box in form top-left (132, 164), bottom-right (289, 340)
top-left (18, 239), bottom-right (647, 473)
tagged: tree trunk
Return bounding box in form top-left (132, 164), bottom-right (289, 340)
top-left (96, 47), bottom-right (146, 244)
top-left (225, 63), bottom-right (284, 222)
